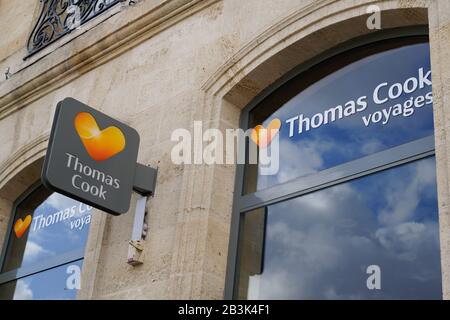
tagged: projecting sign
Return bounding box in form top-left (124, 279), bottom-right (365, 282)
top-left (42, 98), bottom-right (155, 216)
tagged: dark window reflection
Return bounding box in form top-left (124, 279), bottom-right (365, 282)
top-left (246, 39), bottom-right (433, 193)
top-left (0, 260), bottom-right (83, 300)
top-left (2, 185), bottom-right (92, 273)
top-left (237, 157), bottom-right (442, 299)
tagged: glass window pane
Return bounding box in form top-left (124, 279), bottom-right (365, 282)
top-left (237, 157), bottom-right (442, 299)
top-left (0, 260), bottom-right (83, 300)
top-left (2, 186), bottom-right (92, 272)
top-left (246, 39), bottom-right (433, 193)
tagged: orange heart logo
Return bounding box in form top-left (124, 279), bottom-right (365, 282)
top-left (74, 112), bottom-right (126, 161)
top-left (14, 215), bottom-right (32, 238)
top-left (251, 118), bottom-right (281, 148)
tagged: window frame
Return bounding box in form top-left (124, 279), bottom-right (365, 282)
top-left (0, 182), bottom-right (84, 287)
top-left (224, 26), bottom-right (433, 299)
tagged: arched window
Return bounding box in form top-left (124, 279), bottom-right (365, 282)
top-left (0, 183), bottom-right (92, 299)
top-left (228, 31), bottom-right (442, 299)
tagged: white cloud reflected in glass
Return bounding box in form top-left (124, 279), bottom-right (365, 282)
top-left (246, 157), bottom-right (441, 299)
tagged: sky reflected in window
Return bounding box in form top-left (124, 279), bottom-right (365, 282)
top-left (239, 157), bottom-right (442, 299)
top-left (0, 260), bottom-right (83, 300)
top-left (249, 42), bottom-right (433, 192)
top-left (2, 187), bottom-right (92, 272)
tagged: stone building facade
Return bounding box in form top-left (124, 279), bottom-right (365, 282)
top-left (0, 0), bottom-right (450, 299)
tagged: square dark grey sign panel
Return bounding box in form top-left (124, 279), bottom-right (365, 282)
top-left (42, 98), bottom-right (140, 215)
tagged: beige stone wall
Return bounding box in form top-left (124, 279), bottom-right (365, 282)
top-left (429, 0), bottom-right (450, 301)
top-left (0, 0), bottom-right (38, 77)
top-left (0, 0), bottom-right (449, 299)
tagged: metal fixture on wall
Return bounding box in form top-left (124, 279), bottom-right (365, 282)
top-left (127, 164), bottom-right (157, 266)
top-left (4, 67), bottom-right (11, 80)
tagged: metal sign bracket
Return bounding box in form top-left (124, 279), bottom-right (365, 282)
top-left (133, 163), bottom-right (157, 196)
top-left (127, 164), bottom-right (157, 265)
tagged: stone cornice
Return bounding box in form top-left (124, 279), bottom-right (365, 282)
top-left (0, 0), bottom-right (218, 120)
